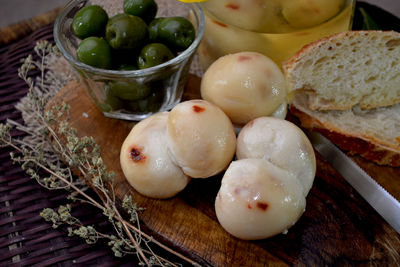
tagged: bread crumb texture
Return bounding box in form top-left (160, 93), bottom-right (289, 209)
top-left (284, 31), bottom-right (400, 111)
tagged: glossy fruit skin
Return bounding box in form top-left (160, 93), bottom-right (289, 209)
top-left (123, 0), bottom-right (158, 24)
top-left (137, 43), bottom-right (174, 69)
top-left (108, 81), bottom-right (151, 100)
top-left (148, 17), bottom-right (165, 42)
top-left (105, 13), bottom-right (148, 50)
top-left (126, 90), bottom-right (163, 112)
top-left (158, 17), bottom-right (195, 51)
top-left (77, 37), bottom-right (112, 69)
top-left (99, 86), bottom-right (125, 112)
top-left (72, 5), bottom-right (108, 39)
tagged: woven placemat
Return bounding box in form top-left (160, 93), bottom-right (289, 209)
top-left (0, 23), bottom-right (151, 267)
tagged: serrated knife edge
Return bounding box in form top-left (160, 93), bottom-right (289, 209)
top-left (309, 131), bottom-right (400, 234)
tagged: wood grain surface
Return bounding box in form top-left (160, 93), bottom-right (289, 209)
top-left (47, 75), bottom-right (400, 266)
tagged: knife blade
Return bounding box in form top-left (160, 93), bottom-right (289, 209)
top-left (308, 131), bottom-right (400, 234)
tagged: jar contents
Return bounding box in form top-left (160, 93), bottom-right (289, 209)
top-left (199, 0), bottom-right (354, 69)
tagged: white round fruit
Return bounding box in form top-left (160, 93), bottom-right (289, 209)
top-left (166, 99), bottom-right (236, 178)
top-left (215, 158), bottom-right (306, 240)
top-left (236, 117), bottom-right (316, 196)
top-left (201, 52), bottom-right (287, 125)
top-left (120, 112), bottom-right (189, 199)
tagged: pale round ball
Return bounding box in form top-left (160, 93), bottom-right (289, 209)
top-left (166, 99), bottom-right (236, 178)
top-left (282, 0), bottom-right (345, 29)
top-left (202, 0), bottom-right (267, 31)
top-left (120, 112), bottom-right (190, 199)
top-left (202, 0), bottom-right (294, 32)
top-left (236, 117), bottom-right (316, 196)
top-left (215, 158), bottom-right (306, 240)
top-left (270, 101), bottom-right (288, 119)
top-left (197, 15), bottom-right (270, 70)
top-left (201, 52), bottom-right (287, 125)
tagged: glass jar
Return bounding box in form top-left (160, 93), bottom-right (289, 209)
top-left (198, 0), bottom-right (355, 70)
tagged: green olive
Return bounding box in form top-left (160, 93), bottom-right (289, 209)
top-left (105, 13), bottom-right (148, 50)
top-left (76, 37), bottom-right (112, 69)
top-left (99, 85), bottom-right (125, 112)
top-left (72, 5), bottom-right (108, 39)
top-left (158, 16), bottom-right (195, 51)
top-left (108, 81), bottom-right (151, 100)
top-left (126, 90), bottom-right (163, 112)
top-left (123, 0), bottom-right (158, 24)
top-left (148, 17), bottom-right (165, 42)
top-left (137, 43), bottom-right (174, 69)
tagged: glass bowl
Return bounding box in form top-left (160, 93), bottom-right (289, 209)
top-left (54, 0), bottom-right (205, 121)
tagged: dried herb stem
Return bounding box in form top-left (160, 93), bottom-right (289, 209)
top-left (117, 205), bottom-right (149, 265)
top-left (124, 221), bottom-right (201, 267)
top-left (2, 134), bottom-right (161, 267)
top-left (0, 40), bottom-right (200, 266)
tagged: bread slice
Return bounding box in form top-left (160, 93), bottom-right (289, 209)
top-left (284, 31), bottom-right (400, 111)
top-left (289, 95), bottom-right (400, 166)
top-left (284, 31), bottom-right (400, 166)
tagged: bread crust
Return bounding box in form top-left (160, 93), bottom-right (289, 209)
top-left (289, 105), bottom-right (400, 167)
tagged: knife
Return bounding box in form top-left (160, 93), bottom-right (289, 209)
top-left (308, 131), bottom-right (400, 234)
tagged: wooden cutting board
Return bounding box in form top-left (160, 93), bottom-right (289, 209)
top-left (48, 75), bottom-right (400, 266)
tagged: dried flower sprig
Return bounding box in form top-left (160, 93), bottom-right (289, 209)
top-left (0, 40), bottom-right (199, 267)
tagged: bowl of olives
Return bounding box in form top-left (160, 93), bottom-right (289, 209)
top-left (54, 0), bottom-right (205, 121)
